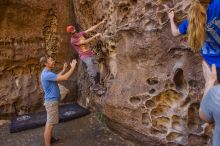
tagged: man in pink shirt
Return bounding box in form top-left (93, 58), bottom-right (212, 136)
top-left (66, 20), bottom-right (105, 95)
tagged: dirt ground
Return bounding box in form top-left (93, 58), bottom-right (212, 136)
top-left (0, 114), bottom-right (134, 146)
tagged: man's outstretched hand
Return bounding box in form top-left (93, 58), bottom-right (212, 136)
top-left (202, 61), bottom-right (217, 87)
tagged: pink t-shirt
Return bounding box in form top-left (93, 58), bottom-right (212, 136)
top-left (71, 31), bottom-right (94, 60)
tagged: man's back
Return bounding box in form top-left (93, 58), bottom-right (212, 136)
top-left (201, 84), bottom-right (220, 146)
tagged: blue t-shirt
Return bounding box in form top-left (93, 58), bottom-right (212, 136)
top-left (41, 68), bottom-right (60, 102)
top-left (201, 85), bottom-right (220, 146)
top-left (178, 0), bottom-right (220, 67)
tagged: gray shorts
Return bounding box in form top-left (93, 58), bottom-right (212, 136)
top-left (82, 56), bottom-right (100, 85)
top-left (44, 101), bottom-right (59, 125)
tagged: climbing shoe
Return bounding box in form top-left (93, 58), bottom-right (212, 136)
top-left (97, 87), bottom-right (106, 96)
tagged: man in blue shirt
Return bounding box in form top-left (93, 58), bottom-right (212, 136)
top-left (199, 61), bottom-right (220, 146)
top-left (40, 55), bottom-right (77, 146)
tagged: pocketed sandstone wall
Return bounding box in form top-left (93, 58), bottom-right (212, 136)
top-left (0, 0), bottom-right (77, 115)
top-left (0, 0), bottom-right (213, 145)
top-left (73, 0), bottom-right (213, 145)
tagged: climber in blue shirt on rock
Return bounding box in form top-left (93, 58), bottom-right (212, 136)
top-left (168, 0), bottom-right (220, 82)
top-left (168, 0), bottom-right (220, 145)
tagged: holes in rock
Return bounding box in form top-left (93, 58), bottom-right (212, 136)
top-left (145, 100), bottom-right (155, 108)
top-left (204, 124), bottom-right (214, 135)
top-left (144, 21), bottom-right (156, 31)
top-left (165, 83), bottom-right (175, 88)
top-left (101, 15), bottom-right (105, 20)
top-left (188, 134), bottom-right (210, 146)
top-left (141, 95), bottom-right (150, 100)
top-left (109, 45), bottom-right (116, 52)
top-left (157, 12), bottom-right (167, 25)
top-left (119, 16), bottom-right (129, 25)
top-left (118, 3), bottom-right (130, 13)
top-left (187, 103), bottom-right (201, 132)
top-left (165, 92), bottom-right (180, 103)
top-left (152, 117), bottom-right (169, 133)
top-left (142, 113), bottom-right (150, 126)
top-left (145, 3), bottom-right (152, 11)
top-left (180, 97), bottom-right (191, 108)
top-left (146, 77), bottom-right (158, 85)
top-left (173, 68), bottom-right (187, 92)
top-left (157, 4), bottom-right (166, 11)
top-left (169, 83), bottom-right (175, 88)
top-left (149, 89), bottom-right (156, 94)
top-left (172, 121), bottom-right (183, 131)
top-left (154, 126), bottom-right (167, 134)
top-left (153, 90), bottom-right (180, 106)
top-left (164, 83), bottom-right (168, 88)
top-left (129, 96), bottom-right (141, 105)
top-left (151, 105), bottom-right (170, 117)
top-left (138, 13), bottom-right (144, 19)
top-left (166, 132), bottom-right (183, 142)
top-left (172, 115), bottom-right (181, 122)
top-left (122, 7), bottom-right (129, 12)
top-left (188, 80), bottom-right (199, 89)
top-left (105, 1), bottom-right (110, 7)
top-left (130, 0), bottom-right (137, 4)
top-left (150, 127), bottom-right (165, 135)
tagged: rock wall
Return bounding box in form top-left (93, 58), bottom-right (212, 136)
top-left (73, 0), bottom-right (213, 145)
top-left (0, 0), bottom-right (77, 116)
top-left (0, 0), bottom-right (213, 145)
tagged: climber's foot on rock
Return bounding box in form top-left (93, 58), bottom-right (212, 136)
top-left (96, 87), bottom-right (106, 96)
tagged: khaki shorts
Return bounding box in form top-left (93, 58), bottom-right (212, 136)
top-left (44, 101), bottom-right (59, 125)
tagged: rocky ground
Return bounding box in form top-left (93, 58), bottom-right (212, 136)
top-left (0, 113), bottom-right (134, 146)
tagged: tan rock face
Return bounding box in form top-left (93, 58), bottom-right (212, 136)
top-left (0, 0), bottom-right (76, 115)
top-left (0, 0), bottom-right (213, 145)
top-left (74, 0), bottom-right (212, 145)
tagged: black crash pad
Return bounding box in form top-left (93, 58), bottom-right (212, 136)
top-left (10, 104), bottom-right (90, 133)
